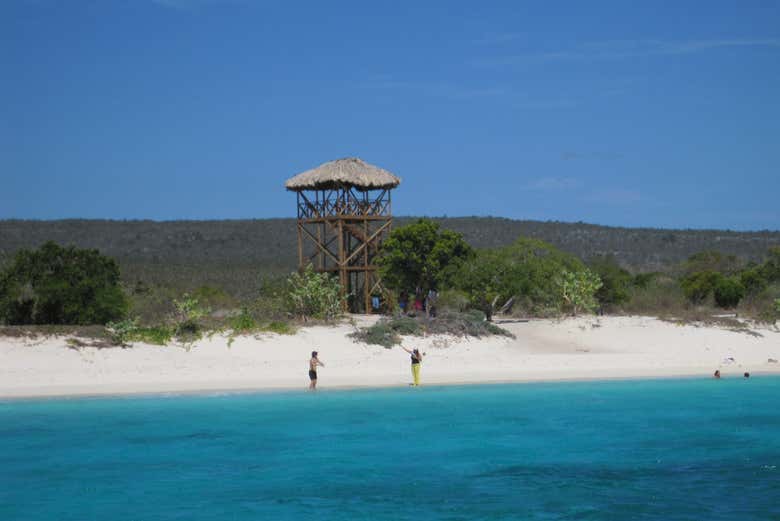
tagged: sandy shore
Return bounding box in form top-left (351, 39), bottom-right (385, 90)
top-left (1, 315), bottom-right (779, 398)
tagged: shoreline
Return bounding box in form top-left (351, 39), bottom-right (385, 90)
top-left (2, 370), bottom-right (777, 402)
top-left (2, 315), bottom-right (778, 401)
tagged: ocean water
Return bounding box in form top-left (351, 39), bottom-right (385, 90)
top-left (1, 378), bottom-right (778, 521)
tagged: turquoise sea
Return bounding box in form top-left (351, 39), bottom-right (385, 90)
top-left (2, 377), bottom-right (778, 520)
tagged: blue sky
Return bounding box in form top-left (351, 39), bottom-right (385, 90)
top-left (2, 0), bottom-right (779, 230)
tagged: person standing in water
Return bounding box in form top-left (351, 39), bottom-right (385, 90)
top-left (308, 351), bottom-right (325, 390)
top-left (400, 346), bottom-right (423, 386)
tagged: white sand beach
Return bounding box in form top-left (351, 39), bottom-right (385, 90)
top-left (1, 316), bottom-right (778, 398)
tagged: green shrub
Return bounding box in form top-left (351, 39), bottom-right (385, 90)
top-left (126, 284), bottom-right (179, 325)
top-left (589, 255), bottom-right (631, 309)
top-left (350, 315), bottom-right (423, 347)
top-left (680, 271), bottom-right (723, 304)
top-left (350, 311), bottom-right (511, 348)
top-left (106, 317), bottom-right (139, 345)
top-left (436, 289), bottom-right (470, 312)
top-left (555, 269), bottom-right (603, 315)
top-left (192, 285), bottom-right (236, 309)
top-left (262, 320), bottom-right (295, 335)
top-left (386, 315), bottom-right (421, 335)
top-left (250, 275), bottom-right (288, 320)
top-left (351, 321), bottom-right (400, 348)
top-left (462, 309), bottom-right (486, 322)
top-left (632, 272), bottom-right (657, 290)
top-left (740, 285), bottom-right (780, 324)
top-left (130, 326), bottom-right (173, 345)
top-left (286, 265), bottom-right (342, 321)
top-left (759, 247), bottom-right (780, 282)
top-left (425, 310), bottom-right (513, 338)
top-left (224, 304), bottom-right (294, 336)
top-left (229, 307), bottom-right (257, 333)
top-left (172, 293), bottom-right (209, 339)
top-left (713, 277), bottom-right (745, 308)
top-left (739, 268), bottom-right (768, 296)
top-left (621, 275), bottom-right (687, 316)
top-left (0, 241), bottom-right (128, 325)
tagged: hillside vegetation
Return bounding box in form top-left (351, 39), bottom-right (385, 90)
top-left (1, 218), bottom-right (778, 299)
top-left (1, 219), bottom-right (778, 344)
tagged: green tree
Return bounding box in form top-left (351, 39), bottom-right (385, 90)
top-left (588, 255), bottom-right (631, 309)
top-left (555, 269), bottom-right (603, 315)
top-left (453, 237), bottom-right (589, 318)
top-left (494, 237), bottom-right (585, 314)
top-left (451, 250), bottom-right (509, 321)
top-left (0, 241), bottom-right (128, 325)
top-left (680, 270), bottom-right (723, 304)
top-left (632, 272), bottom-right (657, 290)
top-left (286, 265), bottom-right (343, 321)
top-left (713, 277), bottom-right (745, 308)
top-left (376, 219), bottom-right (473, 293)
top-left (759, 246), bottom-right (780, 282)
top-left (739, 267), bottom-right (767, 296)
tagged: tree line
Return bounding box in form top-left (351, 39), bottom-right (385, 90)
top-left (1, 220), bottom-right (778, 334)
top-left (375, 220), bottom-right (780, 324)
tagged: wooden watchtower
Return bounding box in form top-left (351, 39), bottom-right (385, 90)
top-left (285, 158), bottom-right (401, 313)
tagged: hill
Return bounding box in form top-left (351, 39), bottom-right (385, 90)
top-left (1, 218), bottom-right (778, 298)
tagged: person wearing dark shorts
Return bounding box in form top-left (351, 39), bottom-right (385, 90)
top-left (309, 351), bottom-right (325, 390)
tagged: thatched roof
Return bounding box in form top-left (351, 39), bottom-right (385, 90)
top-left (285, 158), bottom-right (401, 191)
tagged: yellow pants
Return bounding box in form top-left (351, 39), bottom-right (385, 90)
top-left (411, 363), bottom-right (421, 386)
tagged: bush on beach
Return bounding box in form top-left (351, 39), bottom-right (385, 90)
top-left (172, 293), bottom-right (209, 340)
top-left (132, 325), bottom-right (174, 345)
top-left (0, 242), bottom-right (128, 326)
top-left (286, 265), bottom-right (342, 322)
top-left (555, 269), bottom-right (602, 316)
top-left (350, 311), bottom-right (513, 348)
top-left (228, 307), bottom-right (257, 333)
top-left (712, 277), bottom-right (745, 309)
top-left (105, 317), bottom-right (139, 346)
top-left (588, 255), bottom-right (632, 310)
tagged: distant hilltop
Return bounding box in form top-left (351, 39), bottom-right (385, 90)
top-left (1, 218), bottom-right (778, 276)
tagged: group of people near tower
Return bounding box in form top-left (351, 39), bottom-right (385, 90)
top-left (308, 346), bottom-right (423, 390)
top-left (398, 288), bottom-right (438, 318)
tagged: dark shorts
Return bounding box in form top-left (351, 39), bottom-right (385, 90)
top-left (309, 370), bottom-right (317, 381)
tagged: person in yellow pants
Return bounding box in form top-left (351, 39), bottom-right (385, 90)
top-left (401, 346), bottom-right (423, 386)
